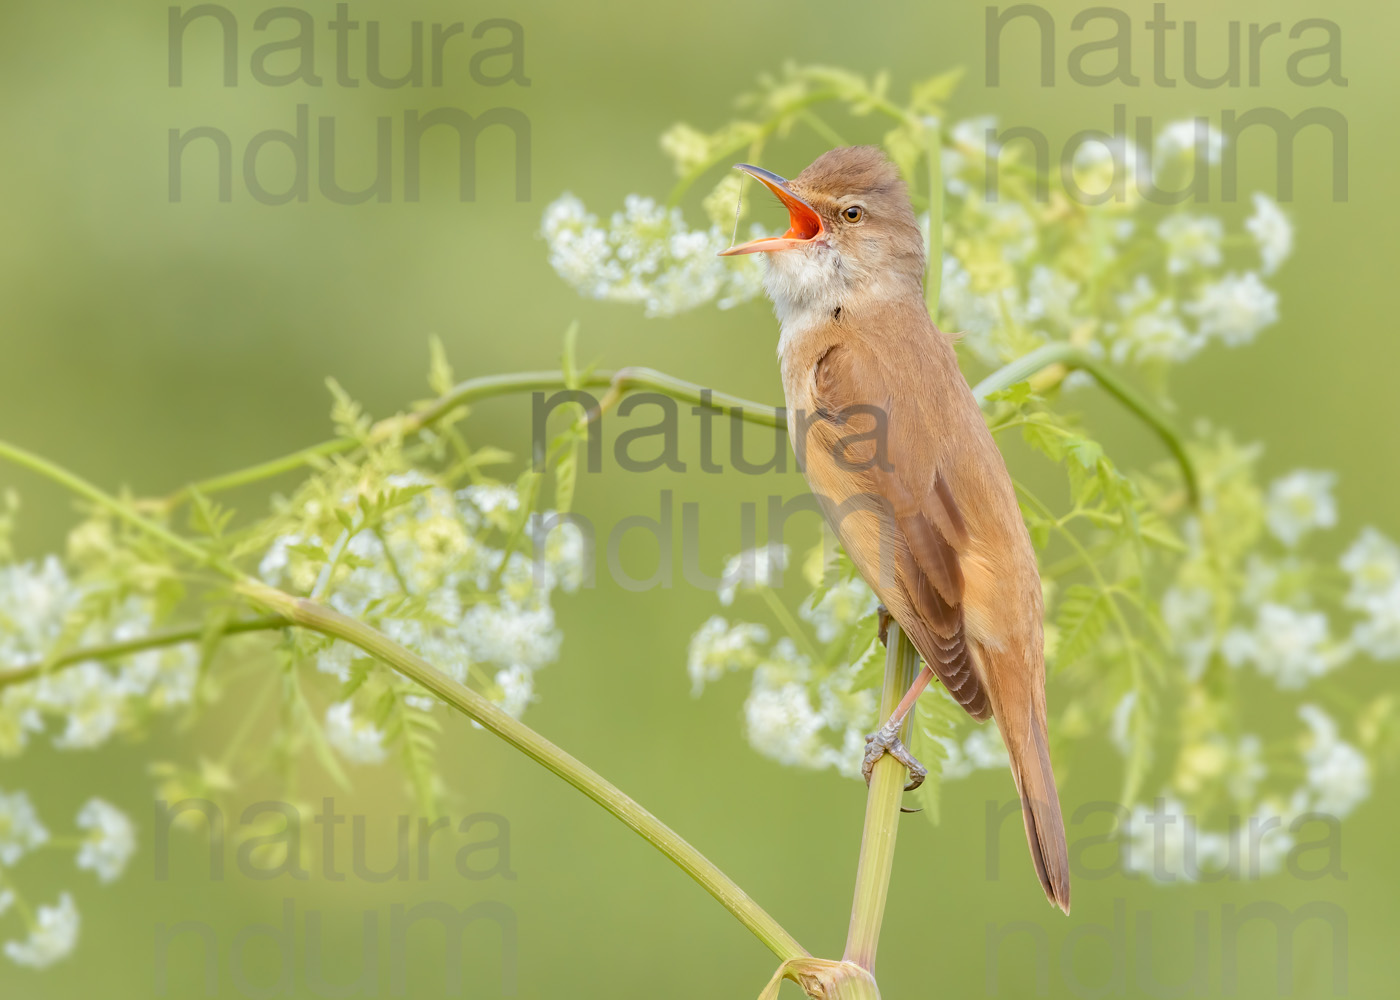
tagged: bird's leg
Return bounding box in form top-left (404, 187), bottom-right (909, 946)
top-left (861, 664), bottom-right (937, 790)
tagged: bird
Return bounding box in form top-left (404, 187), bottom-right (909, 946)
top-left (718, 146), bottom-right (1070, 913)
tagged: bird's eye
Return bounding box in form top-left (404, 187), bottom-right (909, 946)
top-left (843, 206), bottom-right (864, 222)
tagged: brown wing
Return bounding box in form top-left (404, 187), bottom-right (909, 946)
top-left (812, 344), bottom-right (991, 721)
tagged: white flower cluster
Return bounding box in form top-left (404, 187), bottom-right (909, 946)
top-left (1164, 468), bottom-right (1400, 693)
top-left (0, 792), bottom-right (134, 968)
top-left (260, 479), bottom-right (586, 763)
top-left (1342, 528), bottom-right (1400, 660)
top-left (742, 648), bottom-right (876, 779)
top-left (1121, 705), bottom-right (1368, 882)
top-left (688, 552), bottom-right (881, 777)
top-left (936, 116), bottom-right (1290, 369)
top-left (0, 557), bottom-right (199, 756)
top-left (541, 193), bottom-right (766, 318)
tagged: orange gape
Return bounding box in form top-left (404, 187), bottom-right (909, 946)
top-left (720, 146), bottom-right (1070, 914)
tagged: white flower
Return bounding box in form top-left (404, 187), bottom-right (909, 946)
top-left (35, 663), bottom-right (128, 750)
top-left (117, 645), bottom-right (199, 710)
top-left (457, 483), bottom-right (520, 518)
top-left (461, 601), bottom-right (560, 673)
top-left (950, 115), bottom-right (999, 154)
top-left (1265, 470), bottom-right (1337, 547)
top-left (744, 681), bottom-right (826, 769)
top-left (800, 578), bottom-right (877, 643)
top-left (717, 545), bottom-right (789, 606)
top-left (1340, 527), bottom-right (1400, 607)
top-left (0, 557), bottom-right (86, 665)
top-left (493, 664), bottom-right (535, 718)
top-left (1109, 275), bottom-right (1202, 364)
top-left (324, 701), bottom-right (387, 765)
top-left (1186, 272), bottom-right (1278, 347)
top-left (1155, 119), bottom-right (1225, 165)
top-left (1069, 137), bottom-right (1150, 203)
top-left (530, 515), bottom-right (587, 593)
top-left (686, 616), bottom-right (768, 694)
top-left (75, 798), bottom-right (135, 883)
top-left (1114, 301), bottom-right (1200, 364)
top-left (1351, 583), bottom-right (1400, 661)
top-left (540, 193), bottom-right (764, 318)
top-left (1223, 603), bottom-right (1333, 689)
top-left (3, 892), bottom-right (79, 968)
top-left (1157, 214), bottom-right (1223, 275)
top-left (1297, 705), bottom-right (1370, 819)
top-left (257, 533), bottom-right (300, 585)
top-left (0, 789), bottom-right (49, 865)
top-left (1245, 192), bottom-right (1293, 275)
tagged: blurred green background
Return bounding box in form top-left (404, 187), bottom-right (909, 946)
top-left (1, 0), bottom-right (1396, 996)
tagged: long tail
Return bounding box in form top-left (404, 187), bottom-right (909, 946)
top-left (1005, 714), bottom-right (1071, 914)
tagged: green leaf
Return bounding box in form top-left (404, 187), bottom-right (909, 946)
top-left (1053, 584), bottom-right (1111, 670)
top-left (1021, 415), bottom-right (1067, 462)
top-left (427, 335), bottom-right (455, 397)
top-left (554, 447), bottom-right (578, 513)
top-left (909, 67), bottom-right (965, 114)
top-left (561, 320), bottom-right (581, 390)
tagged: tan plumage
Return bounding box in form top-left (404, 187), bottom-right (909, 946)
top-left (722, 146), bottom-right (1070, 913)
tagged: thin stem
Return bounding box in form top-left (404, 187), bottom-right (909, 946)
top-left (0, 440), bottom-right (210, 564)
top-left (171, 368), bottom-right (783, 504)
top-left (971, 342), bottom-right (1200, 506)
top-left (757, 585), bottom-right (822, 664)
top-left (239, 580), bottom-right (808, 963)
top-left (843, 623), bottom-right (919, 972)
top-left (0, 616), bottom-right (289, 692)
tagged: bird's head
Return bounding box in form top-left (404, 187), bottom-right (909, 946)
top-left (718, 146), bottom-right (926, 319)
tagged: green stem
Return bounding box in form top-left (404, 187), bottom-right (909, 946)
top-left (971, 342), bottom-right (1200, 506)
top-left (0, 615), bottom-right (289, 692)
top-left (171, 349), bottom-right (1191, 516)
top-left (171, 368), bottom-right (782, 504)
top-left (842, 623), bottom-right (919, 973)
top-left (0, 441), bottom-right (207, 564)
top-left (240, 580), bottom-right (808, 963)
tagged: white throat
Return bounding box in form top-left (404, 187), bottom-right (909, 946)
top-left (763, 247), bottom-right (848, 358)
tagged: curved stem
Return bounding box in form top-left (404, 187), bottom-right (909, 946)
top-left (239, 580), bottom-right (808, 963)
top-left (0, 438), bottom-right (808, 965)
top-left (971, 342), bottom-right (1200, 506)
top-left (171, 368), bottom-right (782, 504)
top-left (0, 615), bottom-right (289, 692)
top-left (170, 348), bottom-right (1191, 514)
top-left (0, 440), bottom-right (211, 564)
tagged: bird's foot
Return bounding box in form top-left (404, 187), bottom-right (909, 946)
top-left (861, 719), bottom-right (927, 791)
top-left (876, 604), bottom-right (891, 647)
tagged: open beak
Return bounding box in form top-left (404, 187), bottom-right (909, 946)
top-left (716, 164), bottom-right (824, 256)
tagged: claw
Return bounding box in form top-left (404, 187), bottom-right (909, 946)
top-left (861, 719), bottom-right (928, 791)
